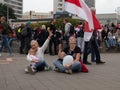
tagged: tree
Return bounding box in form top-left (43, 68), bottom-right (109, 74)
top-left (0, 3), bottom-right (16, 20)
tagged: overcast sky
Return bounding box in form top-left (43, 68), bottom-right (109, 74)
top-left (23, 0), bottom-right (120, 14)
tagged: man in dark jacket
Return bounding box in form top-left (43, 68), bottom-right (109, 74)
top-left (49, 19), bottom-right (57, 55)
top-left (0, 16), bottom-right (13, 56)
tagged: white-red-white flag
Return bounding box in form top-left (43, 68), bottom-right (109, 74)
top-left (65, 0), bottom-right (94, 30)
top-left (65, 0), bottom-right (101, 41)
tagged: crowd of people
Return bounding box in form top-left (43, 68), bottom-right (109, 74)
top-left (0, 15), bottom-right (120, 75)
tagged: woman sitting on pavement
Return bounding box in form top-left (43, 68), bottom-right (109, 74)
top-left (25, 28), bottom-right (53, 74)
top-left (53, 36), bottom-right (82, 74)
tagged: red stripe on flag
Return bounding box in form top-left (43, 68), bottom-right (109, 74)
top-left (84, 21), bottom-right (92, 32)
top-left (84, 12), bottom-right (102, 32)
top-left (65, 0), bottom-right (82, 8)
top-left (92, 12), bottom-right (102, 30)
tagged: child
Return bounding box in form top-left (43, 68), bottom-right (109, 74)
top-left (29, 48), bottom-right (40, 66)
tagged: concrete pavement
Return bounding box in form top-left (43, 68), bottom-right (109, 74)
top-left (0, 53), bottom-right (120, 90)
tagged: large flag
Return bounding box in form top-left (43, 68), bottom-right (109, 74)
top-left (65, 0), bottom-right (101, 41)
top-left (84, 12), bottom-right (102, 41)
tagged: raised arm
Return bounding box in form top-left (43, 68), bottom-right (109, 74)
top-left (58, 44), bottom-right (66, 59)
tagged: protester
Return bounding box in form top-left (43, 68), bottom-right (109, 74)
top-left (24, 22), bottom-right (32, 54)
top-left (53, 36), bottom-right (82, 74)
top-left (16, 23), bottom-right (26, 54)
top-left (0, 16), bottom-right (13, 57)
top-left (63, 19), bottom-right (72, 46)
top-left (49, 19), bottom-right (57, 55)
top-left (83, 7), bottom-right (105, 65)
top-left (37, 25), bottom-right (48, 47)
top-left (25, 29), bottom-right (53, 74)
top-left (75, 22), bottom-right (84, 53)
top-left (55, 26), bottom-right (63, 52)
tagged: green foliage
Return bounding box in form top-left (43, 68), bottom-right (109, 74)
top-left (55, 18), bottom-right (83, 30)
top-left (0, 3), bottom-right (16, 19)
top-left (31, 18), bottom-right (84, 31)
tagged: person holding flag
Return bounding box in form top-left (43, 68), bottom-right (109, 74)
top-left (83, 7), bottom-right (105, 64)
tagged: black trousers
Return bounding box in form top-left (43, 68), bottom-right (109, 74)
top-left (49, 36), bottom-right (57, 54)
top-left (83, 39), bottom-right (101, 63)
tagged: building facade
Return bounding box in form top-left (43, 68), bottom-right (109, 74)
top-left (0, 0), bottom-right (23, 19)
top-left (23, 11), bottom-right (53, 20)
top-left (84, 0), bottom-right (95, 8)
top-left (96, 13), bottom-right (120, 25)
top-left (54, 0), bottom-right (95, 14)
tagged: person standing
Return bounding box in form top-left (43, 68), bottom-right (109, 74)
top-left (0, 16), bottom-right (13, 56)
top-left (83, 8), bottom-right (105, 65)
top-left (75, 23), bottom-right (84, 53)
top-left (63, 19), bottom-right (72, 46)
top-left (49, 19), bottom-right (57, 55)
top-left (24, 22), bottom-right (32, 54)
top-left (17, 23), bottom-right (26, 54)
top-left (37, 25), bottom-right (48, 47)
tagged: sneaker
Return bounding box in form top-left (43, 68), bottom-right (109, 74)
top-left (25, 68), bottom-right (29, 73)
top-left (54, 67), bottom-right (61, 72)
top-left (27, 66), bottom-right (36, 74)
top-left (65, 69), bottom-right (72, 74)
top-left (44, 66), bottom-right (53, 71)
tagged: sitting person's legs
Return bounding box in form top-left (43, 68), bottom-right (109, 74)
top-left (53, 59), bottom-right (65, 72)
top-left (70, 61), bottom-right (81, 72)
top-left (34, 60), bottom-right (46, 71)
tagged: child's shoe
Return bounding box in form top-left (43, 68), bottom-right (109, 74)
top-left (54, 67), bottom-right (61, 72)
top-left (27, 66), bottom-right (36, 74)
top-left (44, 66), bottom-right (53, 71)
top-left (25, 68), bottom-right (29, 73)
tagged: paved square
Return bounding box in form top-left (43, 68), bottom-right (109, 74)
top-left (0, 53), bottom-right (120, 90)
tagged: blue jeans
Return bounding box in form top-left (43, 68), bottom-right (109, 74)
top-left (108, 38), bottom-right (116, 47)
top-left (0, 35), bottom-right (12, 53)
top-left (34, 60), bottom-right (48, 71)
top-left (8, 37), bottom-right (16, 46)
top-left (53, 59), bottom-right (81, 73)
top-left (104, 40), bottom-right (110, 48)
top-left (77, 37), bottom-right (84, 52)
top-left (118, 42), bottom-right (120, 47)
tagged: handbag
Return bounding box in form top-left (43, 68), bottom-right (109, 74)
top-left (79, 60), bottom-right (89, 73)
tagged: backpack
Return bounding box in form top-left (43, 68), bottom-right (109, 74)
top-left (21, 27), bottom-right (28, 36)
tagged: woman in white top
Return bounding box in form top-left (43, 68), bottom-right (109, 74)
top-left (26, 28), bottom-right (53, 74)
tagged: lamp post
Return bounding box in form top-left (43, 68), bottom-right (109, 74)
top-left (7, 5), bottom-right (9, 23)
top-left (6, 0), bottom-right (11, 23)
top-left (115, 7), bottom-right (120, 24)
